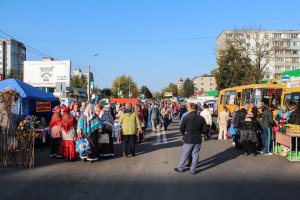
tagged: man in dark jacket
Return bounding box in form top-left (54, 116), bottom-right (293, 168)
top-left (174, 103), bottom-right (208, 174)
top-left (261, 105), bottom-right (276, 155)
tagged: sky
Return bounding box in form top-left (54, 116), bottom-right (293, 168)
top-left (1, 0), bottom-right (300, 92)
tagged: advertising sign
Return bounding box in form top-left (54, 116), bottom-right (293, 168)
top-left (36, 101), bottom-right (51, 112)
top-left (164, 92), bottom-right (173, 97)
top-left (24, 60), bottom-right (71, 87)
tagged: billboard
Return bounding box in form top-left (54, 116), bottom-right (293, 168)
top-left (164, 92), bottom-right (173, 97)
top-left (23, 60), bottom-right (71, 87)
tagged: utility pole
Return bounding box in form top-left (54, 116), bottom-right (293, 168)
top-left (118, 77), bottom-right (120, 98)
top-left (87, 64), bottom-right (90, 102)
top-left (129, 83), bottom-right (131, 98)
top-left (2, 41), bottom-right (6, 79)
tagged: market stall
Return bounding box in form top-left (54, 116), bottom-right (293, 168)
top-left (0, 79), bottom-right (59, 124)
top-left (274, 125), bottom-right (300, 161)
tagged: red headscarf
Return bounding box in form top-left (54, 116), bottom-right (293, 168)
top-left (61, 107), bottom-right (75, 132)
top-left (50, 106), bottom-right (62, 128)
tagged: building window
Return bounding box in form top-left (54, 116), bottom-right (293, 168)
top-left (266, 67), bottom-right (270, 71)
top-left (210, 83), bottom-right (213, 86)
top-left (285, 50), bottom-right (292, 55)
top-left (201, 83), bottom-right (204, 85)
top-left (292, 58), bottom-right (299, 63)
top-left (275, 50), bottom-right (284, 55)
top-left (246, 43), bottom-right (250, 47)
top-left (265, 34), bottom-right (270, 39)
top-left (274, 33), bottom-right (282, 38)
top-left (226, 33), bottom-right (233, 38)
top-left (285, 41), bottom-right (291, 47)
top-left (285, 66), bottom-right (291, 70)
top-left (247, 35), bottom-right (250, 39)
top-left (274, 41), bottom-right (284, 46)
top-left (265, 43), bottom-right (269, 47)
top-left (275, 57), bottom-right (284, 63)
top-left (293, 50), bottom-right (299, 55)
top-left (291, 33), bottom-right (298, 39)
top-left (256, 43), bottom-right (260, 47)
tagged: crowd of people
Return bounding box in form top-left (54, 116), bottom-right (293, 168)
top-left (216, 100), bottom-right (300, 156)
top-left (48, 99), bottom-right (198, 162)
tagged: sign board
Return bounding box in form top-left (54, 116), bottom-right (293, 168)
top-left (36, 101), bottom-right (51, 112)
top-left (282, 75), bottom-right (291, 83)
top-left (0, 74), bottom-right (3, 81)
top-left (164, 92), bottom-right (173, 97)
top-left (287, 81), bottom-right (300, 89)
top-left (24, 60), bottom-right (71, 88)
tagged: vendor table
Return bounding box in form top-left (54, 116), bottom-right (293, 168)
top-left (36, 127), bottom-right (51, 144)
top-left (275, 132), bottom-right (300, 161)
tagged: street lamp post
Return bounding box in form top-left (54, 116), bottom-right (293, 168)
top-left (87, 53), bottom-right (100, 102)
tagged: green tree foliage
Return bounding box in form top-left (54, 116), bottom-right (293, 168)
top-left (214, 45), bottom-right (257, 90)
top-left (111, 75), bottom-right (139, 98)
top-left (101, 88), bottom-right (112, 97)
top-left (162, 82), bottom-right (178, 97)
top-left (152, 92), bottom-right (163, 99)
top-left (71, 75), bottom-right (87, 89)
top-left (140, 86), bottom-right (153, 98)
top-left (7, 68), bottom-right (17, 79)
top-left (182, 78), bottom-right (195, 98)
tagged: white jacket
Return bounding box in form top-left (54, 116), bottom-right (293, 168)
top-left (200, 109), bottom-right (212, 126)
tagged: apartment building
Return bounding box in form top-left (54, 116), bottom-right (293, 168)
top-left (192, 76), bottom-right (217, 92)
top-left (0, 39), bottom-right (26, 79)
top-left (217, 30), bottom-right (300, 80)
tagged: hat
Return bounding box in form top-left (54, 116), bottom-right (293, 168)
top-left (52, 106), bottom-right (61, 113)
top-left (63, 107), bottom-right (70, 113)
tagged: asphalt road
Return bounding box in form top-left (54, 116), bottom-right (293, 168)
top-left (1, 120), bottom-right (300, 200)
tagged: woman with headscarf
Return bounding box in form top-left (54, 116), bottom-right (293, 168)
top-left (60, 107), bottom-right (77, 161)
top-left (95, 103), bottom-right (104, 118)
top-left (70, 103), bottom-right (82, 121)
top-left (136, 104), bottom-right (145, 142)
top-left (49, 106), bottom-right (62, 158)
top-left (99, 105), bottom-right (115, 157)
top-left (240, 112), bottom-right (260, 156)
top-left (77, 104), bottom-right (103, 162)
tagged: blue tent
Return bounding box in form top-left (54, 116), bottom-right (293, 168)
top-left (0, 79), bottom-right (59, 123)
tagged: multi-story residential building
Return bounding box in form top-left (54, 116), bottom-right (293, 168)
top-left (217, 30), bottom-right (300, 80)
top-left (0, 39), bottom-right (26, 79)
top-left (192, 75), bottom-right (217, 93)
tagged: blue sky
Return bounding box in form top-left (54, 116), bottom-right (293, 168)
top-left (1, 0), bottom-right (300, 92)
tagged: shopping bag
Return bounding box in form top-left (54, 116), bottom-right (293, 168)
top-left (229, 127), bottom-right (236, 137)
top-left (226, 129), bottom-right (231, 139)
top-left (75, 138), bottom-right (91, 157)
top-left (98, 133), bottom-right (110, 144)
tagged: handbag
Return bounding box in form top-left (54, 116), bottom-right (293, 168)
top-left (98, 133), bottom-right (110, 144)
top-left (75, 138), bottom-right (92, 157)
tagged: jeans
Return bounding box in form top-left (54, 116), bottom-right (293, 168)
top-left (177, 143), bottom-right (201, 173)
top-left (262, 127), bottom-right (271, 154)
top-left (122, 135), bottom-right (136, 155)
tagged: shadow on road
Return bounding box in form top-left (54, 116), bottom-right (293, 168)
top-left (196, 147), bottom-right (243, 173)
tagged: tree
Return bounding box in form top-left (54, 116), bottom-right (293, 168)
top-left (111, 75), bottom-right (139, 98)
top-left (7, 68), bottom-right (16, 79)
top-left (152, 92), bottom-right (163, 99)
top-left (214, 44), bottom-right (256, 90)
top-left (71, 75), bottom-right (87, 89)
top-left (140, 86), bottom-right (152, 98)
top-left (182, 78), bottom-right (195, 98)
top-left (162, 82), bottom-right (178, 97)
top-left (101, 88), bottom-right (112, 97)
